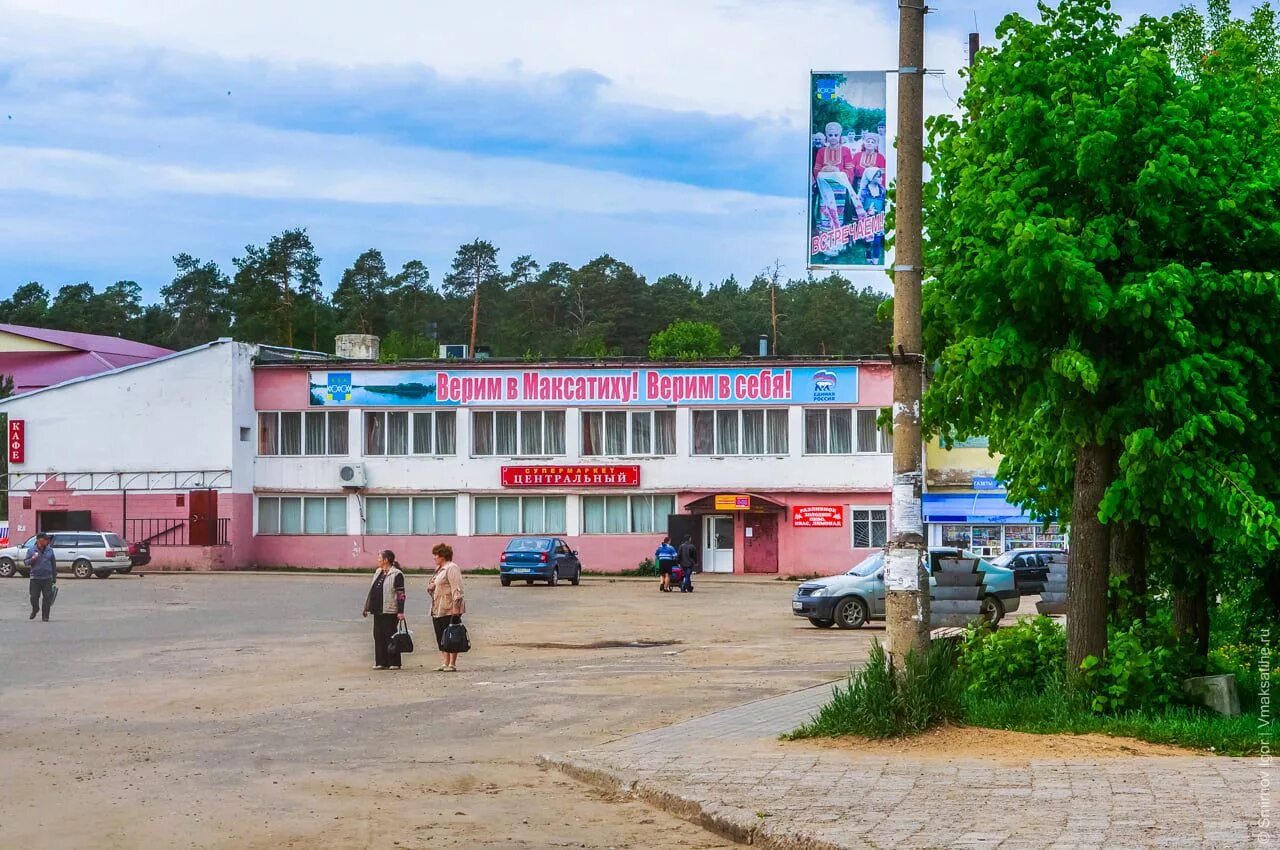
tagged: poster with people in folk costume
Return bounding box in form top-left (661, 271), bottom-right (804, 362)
top-left (809, 73), bottom-right (889, 268)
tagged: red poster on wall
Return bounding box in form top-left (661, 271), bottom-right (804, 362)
top-left (8, 419), bottom-right (24, 464)
top-left (793, 505), bottom-right (843, 528)
top-left (501, 465), bottom-right (640, 488)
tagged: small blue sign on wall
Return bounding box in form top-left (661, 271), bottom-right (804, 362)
top-left (971, 476), bottom-right (1000, 490)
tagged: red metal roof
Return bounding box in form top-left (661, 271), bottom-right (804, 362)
top-left (0, 325), bottom-right (173, 392)
top-left (0, 323), bottom-right (172, 359)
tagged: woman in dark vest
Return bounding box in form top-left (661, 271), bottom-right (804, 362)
top-left (362, 549), bottom-right (406, 669)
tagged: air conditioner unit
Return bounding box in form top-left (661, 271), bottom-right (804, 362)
top-left (337, 463), bottom-right (366, 488)
top-left (439, 344), bottom-right (468, 359)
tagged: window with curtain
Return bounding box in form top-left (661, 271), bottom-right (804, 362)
top-left (582, 494), bottom-right (678, 533)
top-left (304, 412), bottom-right (327, 455)
top-left (605, 411), bottom-right (627, 455)
top-left (387, 412), bottom-right (409, 455)
top-left (412, 412), bottom-right (433, 454)
top-left (365, 412), bottom-right (386, 455)
top-left (655, 410), bottom-right (677, 454)
top-left (474, 496), bottom-right (565, 534)
top-left (831, 409), bottom-right (853, 453)
top-left (632, 412), bottom-right (652, 454)
top-left (742, 410), bottom-right (765, 454)
top-left (496, 411), bottom-right (519, 454)
top-left (435, 411), bottom-right (457, 455)
top-left (850, 508), bottom-right (888, 548)
top-left (692, 410), bottom-right (716, 455)
top-left (258, 412), bottom-right (279, 455)
top-left (879, 409), bottom-right (893, 453)
top-left (280, 412), bottom-right (303, 455)
top-left (544, 411), bottom-right (566, 454)
top-left (856, 409), bottom-right (879, 452)
top-left (804, 409), bottom-right (828, 454)
top-left (327, 412), bottom-right (349, 454)
top-left (472, 411), bottom-right (494, 455)
top-left (766, 409), bottom-right (788, 454)
top-left (715, 410), bottom-right (739, 454)
top-left (521, 411), bottom-right (543, 456)
top-left (582, 412), bottom-right (605, 456)
top-left (258, 496), bottom-right (345, 534)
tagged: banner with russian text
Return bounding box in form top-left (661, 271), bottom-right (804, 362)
top-left (809, 71), bottom-right (889, 269)
top-left (309, 366), bottom-right (858, 407)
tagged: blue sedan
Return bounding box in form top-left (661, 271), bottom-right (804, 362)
top-left (499, 537), bottom-right (582, 587)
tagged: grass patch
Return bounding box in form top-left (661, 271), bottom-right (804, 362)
top-left (786, 639), bottom-right (963, 740)
top-left (962, 686), bottom-right (1263, 756)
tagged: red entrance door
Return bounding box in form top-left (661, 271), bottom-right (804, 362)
top-left (743, 513), bottom-right (779, 573)
top-left (189, 490), bottom-right (219, 546)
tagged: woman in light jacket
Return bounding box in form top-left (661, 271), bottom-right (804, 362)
top-left (427, 543), bottom-right (465, 672)
top-left (362, 549), bottom-right (405, 670)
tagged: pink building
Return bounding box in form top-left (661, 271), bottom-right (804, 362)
top-left (0, 323), bottom-right (172, 394)
top-left (1, 339), bottom-right (895, 576)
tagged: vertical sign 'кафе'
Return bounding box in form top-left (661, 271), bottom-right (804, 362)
top-left (8, 419), bottom-right (23, 464)
top-left (809, 72), bottom-right (890, 269)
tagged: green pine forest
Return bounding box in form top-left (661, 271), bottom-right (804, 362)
top-left (0, 233), bottom-right (891, 361)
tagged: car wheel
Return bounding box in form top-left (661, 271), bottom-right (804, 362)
top-left (808, 618), bottom-right (835, 629)
top-left (982, 594), bottom-right (1005, 627)
top-left (0, 558), bottom-right (14, 578)
top-left (94, 571), bottom-right (111, 579)
top-left (118, 567), bottom-right (133, 574)
top-left (570, 569), bottom-right (581, 586)
top-left (548, 568), bottom-right (559, 587)
top-left (72, 560), bottom-right (94, 579)
top-left (525, 579), bottom-right (534, 585)
top-left (500, 576), bottom-right (511, 587)
top-left (834, 597), bottom-right (868, 630)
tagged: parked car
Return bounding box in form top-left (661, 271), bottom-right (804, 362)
top-left (791, 547), bottom-right (1021, 629)
top-left (989, 547), bottom-right (1065, 595)
top-left (498, 537), bottom-right (582, 586)
top-left (0, 531), bottom-right (134, 579)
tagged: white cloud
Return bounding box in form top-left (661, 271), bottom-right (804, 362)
top-left (6, 0), bottom-right (968, 121)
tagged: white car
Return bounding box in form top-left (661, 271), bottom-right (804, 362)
top-left (0, 532), bottom-right (134, 579)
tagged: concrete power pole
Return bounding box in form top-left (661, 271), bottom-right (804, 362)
top-left (885, 0), bottom-right (930, 665)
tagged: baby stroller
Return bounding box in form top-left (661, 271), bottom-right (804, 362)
top-left (670, 563), bottom-right (693, 593)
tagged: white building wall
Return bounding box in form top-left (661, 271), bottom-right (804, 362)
top-left (1, 341), bottom-right (248, 486)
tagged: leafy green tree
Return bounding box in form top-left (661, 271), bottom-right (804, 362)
top-left (0, 283), bottom-right (50, 327)
top-left (161, 254), bottom-right (231, 348)
top-left (229, 228), bottom-right (324, 348)
top-left (648, 320), bottom-right (738, 360)
top-left (921, 0), bottom-right (1280, 670)
top-left (332, 249), bottom-right (392, 335)
top-left (443, 239), bottom-right (500, 354)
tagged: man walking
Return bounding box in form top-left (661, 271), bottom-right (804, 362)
top-left (677, 535), bottom-right (698, 593)
top-left (25, 532), bottom-right (57, 621)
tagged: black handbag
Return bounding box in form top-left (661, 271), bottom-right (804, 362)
top-left (441, 621), bottom-right (470, 654)
top-left (388, 620), bottom-right (414, 654)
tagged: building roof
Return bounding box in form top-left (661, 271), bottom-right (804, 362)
top-left (0, 323), bottom-right (172, 359)
top-left (0, 323), bottom-right (173, 394)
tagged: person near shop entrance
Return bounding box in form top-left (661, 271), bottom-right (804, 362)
top-left (677, 535), bottom-right (698, 593)
top-left (428, 544), bottom-right (466, 672)
top-left (655, 536), bottom-right (678, 592)
top-left (362, 550), bottom-right (405, 669)
top-left (25, 533), bottom-right (57, 621)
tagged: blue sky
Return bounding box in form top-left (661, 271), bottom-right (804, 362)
top-left (0, 0), bottom-right (1191, 301)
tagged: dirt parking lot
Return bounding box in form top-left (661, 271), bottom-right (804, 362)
top-left (0, 572), bottom-right (883, 849)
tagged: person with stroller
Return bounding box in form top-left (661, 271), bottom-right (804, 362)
top-left (655, 536), bottom-right (678, 592)
top-left (677, 535), bottom-right (698, 593)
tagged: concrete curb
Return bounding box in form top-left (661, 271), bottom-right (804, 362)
top-left (537, 753), bottom-right (850, 850)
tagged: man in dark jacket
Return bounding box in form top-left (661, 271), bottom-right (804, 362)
top-left (677, 535), bottom-right (698, 593)
top-left (25, 533), bottom-right (57, 621)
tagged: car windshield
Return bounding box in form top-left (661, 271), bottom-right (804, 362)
top-left (990, 552), bottom-right (1017, 567)
top-left (106, 534), bottom-right (127, 548)
top-left (506, 537), bottom-right (551, 552)
top-left (846, 553), bottom-right (884, 577)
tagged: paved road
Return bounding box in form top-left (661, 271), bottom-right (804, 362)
top-left (0, 572), bottom-right (873, 849)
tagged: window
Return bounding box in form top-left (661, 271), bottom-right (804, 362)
top-left (941, 524), bottom-right (971, 548)
top-left (364, 411), bottom-right (409, 455)
top-left (364, 496), bottom-right (457, 535)
top-left (257, 496), bottom-right (347, 534)
top-left (473, 496), bottom-right (567, 534)
top-left (582, 410), bottom-right (677, 456)
top-left (851, 508), bottom-right (889, 548)
top-left (259, 412), bottom-right (346, 456)
top-left (472, 410), bottom-right (565, 456)
top-left (805, 409), bottom-right (891, 454)
top-left (387, 410), bottom-right (459, 455)
top-left (690, 409), bottom-right (788, 455)
top-left (582, 495), bottom-right (677, 534)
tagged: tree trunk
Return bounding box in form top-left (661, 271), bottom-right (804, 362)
top-left (469, 283), bottom-right (481, 355)
top-left (1172, 569), bottom-right (1210, 661)
top-left (1066, 441), bottom-right (1115, 673)
top-left (1108, 521), bottom-right (1147, 623)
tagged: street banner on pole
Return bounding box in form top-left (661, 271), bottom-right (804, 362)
top-left (808, 72), bottom-right (889, 269)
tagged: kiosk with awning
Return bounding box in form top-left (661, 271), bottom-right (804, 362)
top-left (922, 493), bottom-right (1064, 556)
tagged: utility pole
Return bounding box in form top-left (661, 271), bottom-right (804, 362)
top-left (885, 0), bottom-right (930, 665)
top-left (770, 274), bottom-right (780, 355)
